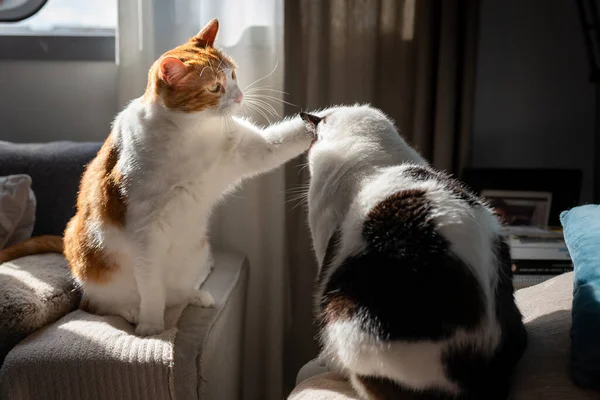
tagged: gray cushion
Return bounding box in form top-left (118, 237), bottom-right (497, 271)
top-left (0, 141), bottom-right (102, 236)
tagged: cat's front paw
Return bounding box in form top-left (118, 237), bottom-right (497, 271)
top-left (188, 290), bottom-right (215, 308)
top-left (118, 305), bottom-right (140, 325)
top-left (135, 322), bottom-right (165, 337)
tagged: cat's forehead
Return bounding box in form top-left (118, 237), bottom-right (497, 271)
top-left (169, 44), bottom-right (236, 71)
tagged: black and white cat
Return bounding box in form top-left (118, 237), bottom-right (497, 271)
top-left (300, 106), bottom-right (527, 400)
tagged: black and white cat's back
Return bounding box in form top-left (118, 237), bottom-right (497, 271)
top-left (303, 106), bottom-right (527, 400)
top-left (317, 164), bottom-right (519, 399)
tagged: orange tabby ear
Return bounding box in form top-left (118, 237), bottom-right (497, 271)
top-left (159, 57), bottom-right (187, 87)
top-left (192, 18), bottom-right (219, 47)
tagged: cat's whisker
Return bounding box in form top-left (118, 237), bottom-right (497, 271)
top-left (297, 163), bottom-right (310, 174)
top-left (245, 98), bottom-right (280, 118)
top-left (244, 86), bottom-right (290, 96)
top-left (289, 197), bottom-right (309, 210)
top-left (243, 101), bottom-right (262, 117)
top-left (286, 197), bottom-right (309, 207)
top-left (245, 97), bottom-right (281, 115)
top-left (216, 57), bottom-right (225, 74)
top-left (245, 94), bottom-right (298, 109)
top-left (199, 65), bottom-right (211, 77)
top-left (285, 194), bottom-right (308, 201)
top-left (286, 184), bottom-right (310, 194)
top-left (225, 115), bottom-right (235, 133)
top-left (254, 94), bottom-right (298, 107)
top-left (207, 58), bottom-right (217, 76)
top-left (286, 188), bottom-right (310, 195)
top-left (245, 97), bottom-right (275, 112)
top-left (286, 183), bottom-right (310, 190)
top-left (245, 102), bottom-right (272, 124)
top-left (240, 102), bottom-right (248, 115)
top-left (243, 102), bottom-right (262, 119)
top-left (218, 114), bottom-right (232, 133)
top-left (286, 190), bottom-right (309, 199)
top-left (245, 99), bottom-right (279, 120)
top-left (286, 192), bottom-right (309, 203)
top-left (243, 59), bottom-right (279, 91)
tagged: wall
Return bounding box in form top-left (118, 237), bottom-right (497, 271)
top-left (471, 0), bottom-right (595, 202)
top-left (0, 61), bottom-right (118, 143)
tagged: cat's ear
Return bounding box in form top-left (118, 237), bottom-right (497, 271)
top-left (159, 56), bottom-right (188, 87)
top-left (192, 18), bottom-right (219, 47)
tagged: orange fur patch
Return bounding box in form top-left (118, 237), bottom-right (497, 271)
top-left (63, 135), bottom-right (126, 284)
top-left (64, 224), bottom-right (118, 284)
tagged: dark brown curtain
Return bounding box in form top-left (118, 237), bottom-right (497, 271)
top-left (283, 0), bottom-right (480, 393)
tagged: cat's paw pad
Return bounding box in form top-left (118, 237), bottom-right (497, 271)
top-left (189, 290), bottom-right (215, 308)
top-left (135, 322), bottom-right (165, 337)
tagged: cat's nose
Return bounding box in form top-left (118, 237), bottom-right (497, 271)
top-left (234, 93), bottom-right (244, 104)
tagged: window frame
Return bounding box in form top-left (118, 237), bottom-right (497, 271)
top-left (0, 33), bottom-right (115, 61)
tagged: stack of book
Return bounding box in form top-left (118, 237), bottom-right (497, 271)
top-left (503, 226), bottom-right (572, 289)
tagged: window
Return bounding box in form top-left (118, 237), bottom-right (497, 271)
top-left (0, 0), bottom-right (117, 61)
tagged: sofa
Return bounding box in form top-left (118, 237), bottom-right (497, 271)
top-left (0, 141), bottom-right (249, 400)
top-left (289, 270), bottom-right (600, 399)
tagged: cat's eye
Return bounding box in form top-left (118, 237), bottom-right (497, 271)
top-left (231, 70), bottom-right (237, 80)
top-left (208, 83), bottom-right (222, 93)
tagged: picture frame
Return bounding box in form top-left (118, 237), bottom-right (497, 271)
top-left (481, 189), bottom-right (553, 227)
top-left (461, 168), bottom-right (582, 227)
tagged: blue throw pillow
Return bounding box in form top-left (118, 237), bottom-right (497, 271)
top-left (560, 204), bottom-right (600, 388)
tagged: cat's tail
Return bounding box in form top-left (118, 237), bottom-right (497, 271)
top-left (0, 235), bottom-right (63, 264)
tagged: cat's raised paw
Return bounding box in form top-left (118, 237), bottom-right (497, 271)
top-left (135, 322), bottom-right (165, 337)
top-left (189, 290), bottom-right (215, 308)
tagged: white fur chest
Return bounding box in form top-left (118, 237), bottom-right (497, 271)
top-left (161, 180), bottom-right (210, 243)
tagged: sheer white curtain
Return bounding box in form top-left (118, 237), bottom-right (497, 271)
top-left (117, 1), bottom-right (291, 399)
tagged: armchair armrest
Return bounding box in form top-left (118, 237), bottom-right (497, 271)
top-left (0, 251), bottom-right (249, 400)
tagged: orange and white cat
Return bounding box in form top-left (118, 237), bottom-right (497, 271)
top-left (0, 19), bottom-right (314, 336)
